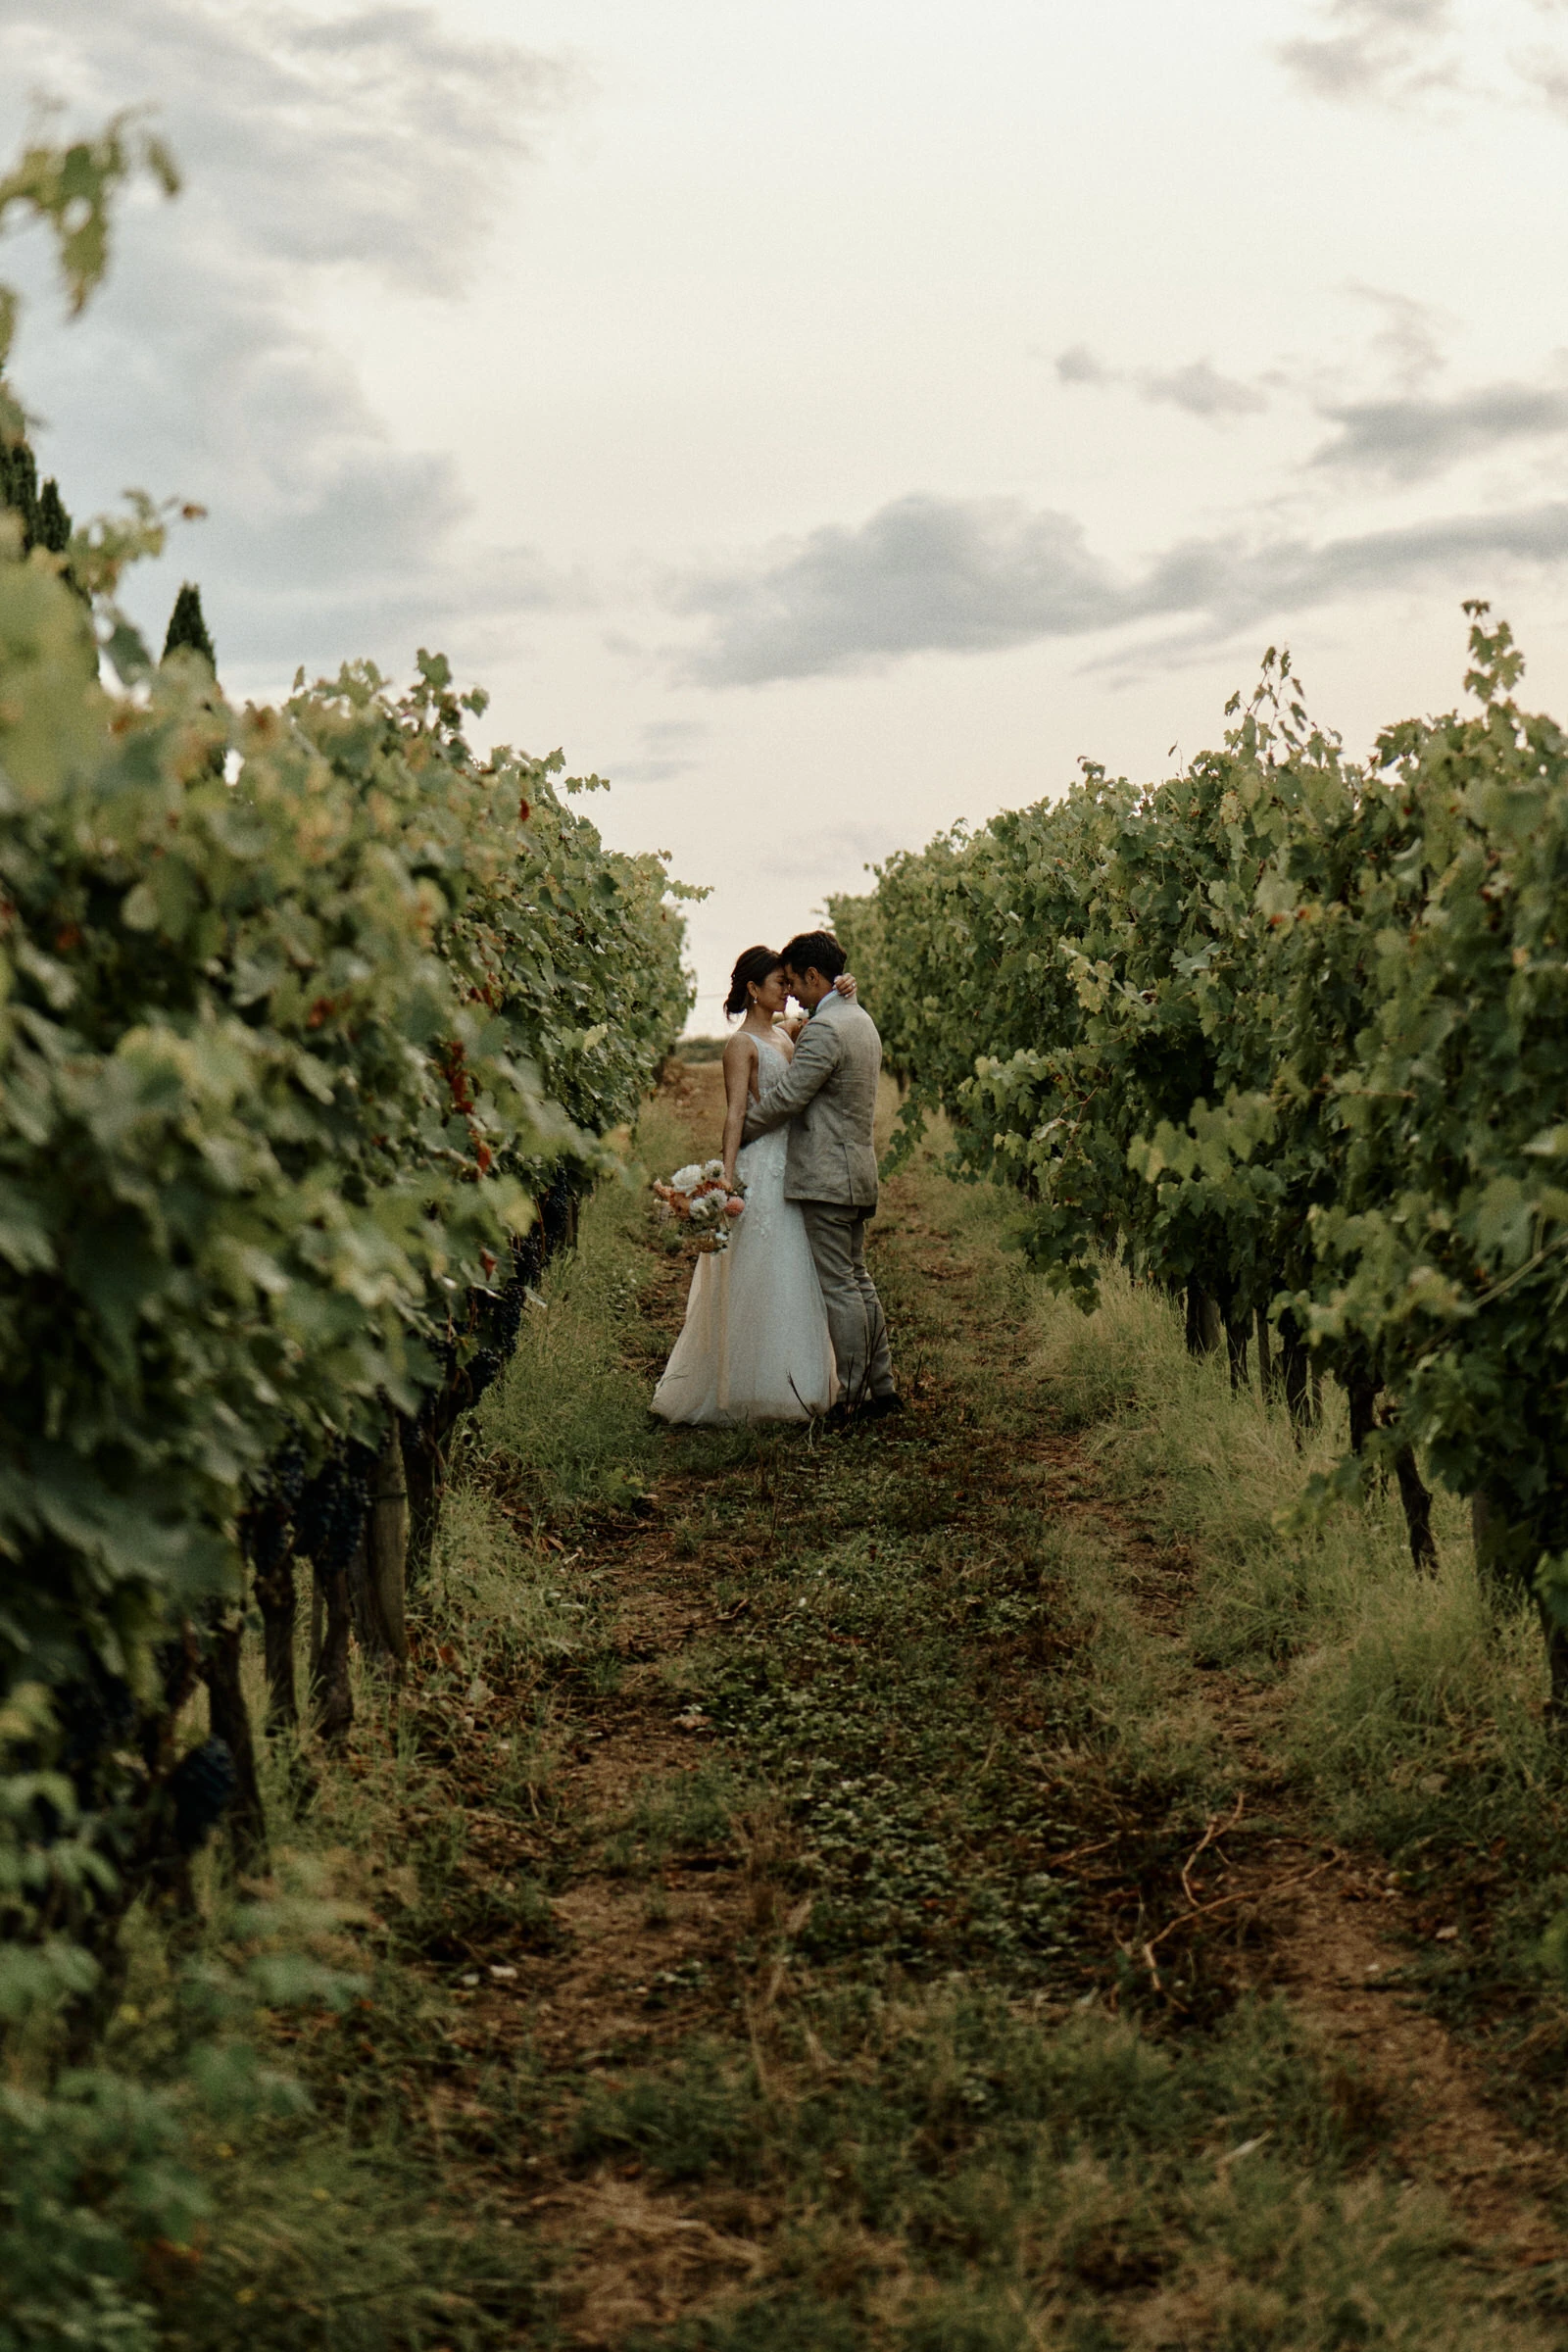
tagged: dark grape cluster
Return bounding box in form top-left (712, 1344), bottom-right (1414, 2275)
top-left (269, 1440), bottom-right (308, 1514)
top-left (239, 1437), bottom-right (311, 1574)
top-left (294, 1443), bottom-right (374, 1576)
top-left (490, 1279), bottom-right (525, 1357)
top-left (170, 1736), bottom-right (236, 1853)
top-left (513, 1226), bottom-right (546, 1291)
top-left (540, 1170), bottom-right (574, 1256)
top-left (57, 1664), bottom-right (137, 1792)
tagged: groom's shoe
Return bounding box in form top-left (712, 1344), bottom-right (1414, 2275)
top-left (820, 1401), bottom-right (857, 1433)
top-left (861, 1392), bottom-right (906, 1422)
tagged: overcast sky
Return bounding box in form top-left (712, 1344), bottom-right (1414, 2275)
top-left (5, 0), bottom-right (1568, 1026)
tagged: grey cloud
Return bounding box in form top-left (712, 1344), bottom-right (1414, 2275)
top-left (1513, 47), bottom-right (1568, 122)
top-left (675, 497), bottom-right (1125, 685)
top-left (1283, 7), bottom-right (1568, 131)
top-left (1055, 344), bottom-right (1269, 420)
top-left (6, 1), bottom-right (567, 293)
top-left (1278, 0), bottom-right (1456, 102)
top-left (0, 1), bottom-right (569, 683)
top-left (675, 490), bottom-right (1568, 685)
top-left (612, 719), bottom-right (710, 784)
top-left (1527, 56), bottom-right (1568, 114)
top-left (1142, 361), bottom-right (1268, 418)
top-left (1055, 343), bottom-right (1111, 385)
top-left (1347, 283), bottom-right (1447, 390)
top-left (194, 463), bottom-right (570, 675)
top-left (755, 825), bottom-right (899, 884)
top-left (1130, 503), bottom-right (1568, 629)
top-left (1308, 381), bottom-right (1568, 480)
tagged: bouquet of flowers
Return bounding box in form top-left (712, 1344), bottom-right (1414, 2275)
top-left (653, 1158), bottom-right (748, 1252)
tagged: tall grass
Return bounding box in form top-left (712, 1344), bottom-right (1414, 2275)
top-left (574, 1987), bottom-right (1556, 2352)
top-left (1023, 1256), bottom-right (1567, 1859)
top-left (85, 1099), bottom-right (714, 2352)
top-left (474, 1095), bottom-right (693, 1515)
top-left (425, 1477), bottom-right (587, 1672)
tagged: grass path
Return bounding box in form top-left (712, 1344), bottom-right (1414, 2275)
top-left (158, 1063), bottom-right (1568, 2350)
top-left (448, 1064), bottom-right (1568, 2345)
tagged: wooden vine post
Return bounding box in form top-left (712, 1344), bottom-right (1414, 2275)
top-left (360, 1421), bottom-right (411, 1672)
top-left (311, 1566), bottom-right (356, 1744)
top-left (200, 1608), bottom-right (269, 1872)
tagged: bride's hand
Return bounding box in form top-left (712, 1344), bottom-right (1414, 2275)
top-left (833, 971), bottom-right (858, 1000)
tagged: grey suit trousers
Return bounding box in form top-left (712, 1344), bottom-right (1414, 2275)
top-left (799, 1200), bottom-right (894, 1407)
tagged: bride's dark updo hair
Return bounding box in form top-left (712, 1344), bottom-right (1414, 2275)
top-left (724, 945), bottom-right (782, 1020)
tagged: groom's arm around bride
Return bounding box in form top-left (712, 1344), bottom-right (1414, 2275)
top-left (743, 931), bottom-right (900, 1416)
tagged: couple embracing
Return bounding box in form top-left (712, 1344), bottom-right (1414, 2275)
top-left (652, 931), bottom-right (903, 1430)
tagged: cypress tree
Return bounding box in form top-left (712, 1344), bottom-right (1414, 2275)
top-left (0, 431), bottom-right (77, 593)
top-left (162, 581), bottom-right (216, 672)
top-left (34, 477), bottom-right (71, 556)
top-left (0, 436), bottom-right (40, 548)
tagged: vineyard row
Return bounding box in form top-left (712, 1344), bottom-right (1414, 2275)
top-left (0, 423), bottom-right (693, 2033)
top-left (832, 612), bottom-right (1568, 1699)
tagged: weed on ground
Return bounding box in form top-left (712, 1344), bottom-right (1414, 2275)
top-left (127, 1067), bottom-right (1568, 2348)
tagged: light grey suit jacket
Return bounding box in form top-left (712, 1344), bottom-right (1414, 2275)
top-left (742, 992), bottom-right (881, 1207)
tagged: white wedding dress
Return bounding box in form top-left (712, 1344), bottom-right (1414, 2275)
top-left (652, 1039), bottom-right (836, 1425)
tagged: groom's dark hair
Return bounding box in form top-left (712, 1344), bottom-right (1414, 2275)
top-left (781, 929), bottom-right (846, 982)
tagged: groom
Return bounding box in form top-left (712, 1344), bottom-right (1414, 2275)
top-left (742, 929), bottom-right (902, 1423)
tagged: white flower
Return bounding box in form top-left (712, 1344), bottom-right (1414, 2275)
top-left (670, 1162), bottom-right (704, 1192)
top-left (703, 1157), bottom-right (725, 1180)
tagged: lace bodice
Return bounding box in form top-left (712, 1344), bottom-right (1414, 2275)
top-left (735, 1040), bottom-right (790, 1237)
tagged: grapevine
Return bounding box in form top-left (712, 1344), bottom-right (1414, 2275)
top-left (835, 612), bottom-right (1568, 1690)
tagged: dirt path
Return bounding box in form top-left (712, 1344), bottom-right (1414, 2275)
top-left (430, 1064), bottom-right (1568, 2345)
top-left (1019, 1428), bottom-right (1568, 2271)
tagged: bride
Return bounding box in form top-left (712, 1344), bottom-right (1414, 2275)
top-left (651, 946), bottom-right (853, 1426)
